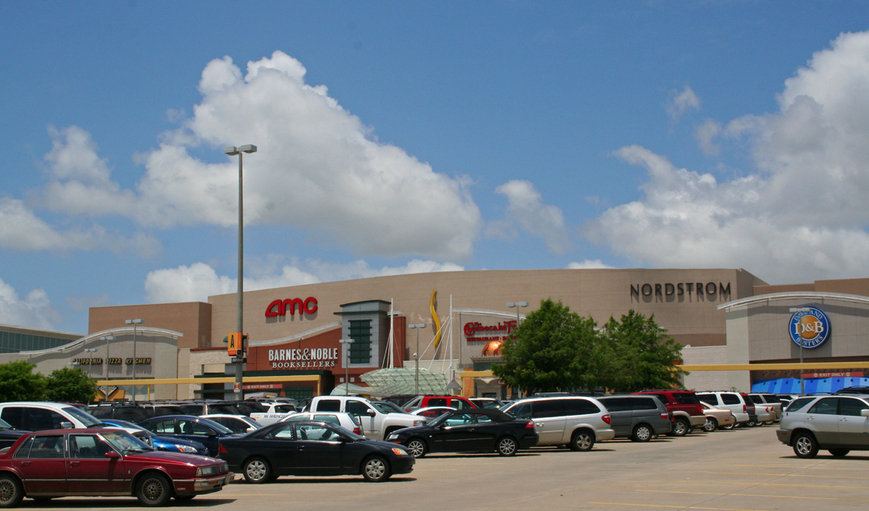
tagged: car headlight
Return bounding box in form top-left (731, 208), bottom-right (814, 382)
top-left (387, 433), bottom-right (398, 440)
top-left (177, 445), bottom-right (198, 453)
top-left (391, 448), bottom-right (409, 456)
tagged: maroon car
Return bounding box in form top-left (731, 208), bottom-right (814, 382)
top-left (0, 428), bottom-right (232, 507)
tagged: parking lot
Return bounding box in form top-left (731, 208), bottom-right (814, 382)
top-left (18, 424), bottom-right (869, 511)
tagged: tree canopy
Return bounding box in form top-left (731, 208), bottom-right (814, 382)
top-left (0, 361), bottom-right (97, 403)
top-left (492, 299), bottom-right (685, 394)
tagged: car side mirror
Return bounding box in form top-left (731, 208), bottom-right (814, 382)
top-left (105, 451), bottom-right (121, 459)
top-left (60, 421), bottom-right (74, 429)
top-left (862, 409), bottom-right (869, 418)
top-left (366, 409), bottom-right (376, 417)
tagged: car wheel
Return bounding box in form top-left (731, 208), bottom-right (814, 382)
top-left (406, 438), bottom-right (427, 458)
top-left (671, 417), bottom-right (690, 436)
top-left (829, 448), bottom-right (850, 457)
top-left (631, 424), bottom-right (653, 442)
top-left (792, 432), bottom-right (820, 458)
top-left (747, 418), bottom-right (757, 427)
top-left (0, 474), bottom-right (24, 508)
top-left (569, 429), bottom-right (595, 451)
top-left (136, 472), bottom-right (172, 507)
top-left (703, 417), bottom-right (718, 433)
top-left (361, 455), bottom-right (391, 482)
top-left (497, 436), bottom-right (518, 456)
top-left (243, 457), bottom-right (272, 484)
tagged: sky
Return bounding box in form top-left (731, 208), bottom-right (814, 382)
top-left (2, 1), bottom-right (869, 335)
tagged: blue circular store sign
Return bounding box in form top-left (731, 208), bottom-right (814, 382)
top-left (789, 306), bottom-right (830, 349)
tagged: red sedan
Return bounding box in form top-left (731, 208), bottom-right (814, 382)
top-left (0, 428), bottom-right (232, 507)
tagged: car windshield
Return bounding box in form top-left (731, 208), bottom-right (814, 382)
top-left (372, 401), bottom-right (403, 414)
top-left (102, 430), bottom-right (151, 453)
top-left (64, 406), bottom-right (103, 427)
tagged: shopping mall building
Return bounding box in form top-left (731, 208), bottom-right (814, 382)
top-left (3, 268), bottom-right (869, 401)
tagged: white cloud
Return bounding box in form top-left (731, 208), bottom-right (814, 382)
top-left (0, 278), bottom-right (59, 330)
top-left (568, 260), bottom-right (612, 269)
top-left (585, 31), bottom-right (869, 283)
top-left (667, 86), bottom-right (700, 120)
top-left (129, 51), bottom-right (481, 261)
top-left (144, 258), bottom-right (463, 303)
top-left (493, 180), bottom-right (570, 254)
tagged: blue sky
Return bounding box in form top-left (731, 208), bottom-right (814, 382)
top-left (2, 2), bottom-right (869, 334)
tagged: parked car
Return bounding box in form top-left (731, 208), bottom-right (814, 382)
top-left (138, 415), bottom-right (237, 457)
top-left (307, 396), bottom-right (425, 440)
top-left (201, 414), bottom-right (261, 434)
top-left (776, 394), bottom-right (869, 458)
top-left (410, 406), bottom-right (457, 421)
top-left (833, 386), bottom-right (869, 395)
top-left (87, 401), bottom-right (188, 422)
top-left (0, 402), bottom-right (105, 431)
top-left (743, 393), bottom-right (772, 424)
top-left (470, 398), bottom-right (503, 409)
top-left (279, 411), bottom-right (364, 436)
top-left (99, 418), bottom-right (209, 455)
top-left (501, 396), bottom-right (614, 451)
top-left (0, 419), bottom-right (27, 450)
top-left (0, 428), bottom-right (231, 507)
top-left (632, 390), bottom-right (706, 436)
top-left (747, 393), bottom-right (783, 422)
top-left (402, 395), bottom-right (477, 411)
top-left (218, 420), bottom-right (414, 483)
top-left (596, 395), bottom-right (671, 441)
top-left (248, 402), bottom-right (299, 426)
top-left (696, 391), bottom-right (754, 427)
top-left (386, 408), bottom-right (538, 457)
top-left (700, 402), bottom-right (736, 431)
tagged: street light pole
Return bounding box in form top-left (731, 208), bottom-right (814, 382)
top-left (125, 319), bottom-right (143, 401)
top-left (99, 335), bottom-right (114, 379)
top-left (224, 144), bottom-right (257, 401)
top-left (339, 338), bottom-right (354, 395)
top-left (506, 301), bottom-right (529, 326)
top-left (408, 324), bottom-right (426, 396)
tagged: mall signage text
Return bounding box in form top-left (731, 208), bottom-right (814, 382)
top-left (464, 320), bottom-right (517, 342)
top-left (265, 297), bottom-right (318, 318)
top-left (72, 357), bottom-right (151, 366)
top-left (267, 347), bottom-right (338, 369)
top-left (630, 281), bottom-right (732, 301)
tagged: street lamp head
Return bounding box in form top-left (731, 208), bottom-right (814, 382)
top-left (125, 318), bottom-right (144, 325)
top-left (506, 301), bottom-right (529, 308)
top-left (224, 144), bottom-right (257, 155)
top-left (408, 323), bottom-right (426, 329)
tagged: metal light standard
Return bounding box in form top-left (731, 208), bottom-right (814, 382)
top-left (408, 324), bottom-right (426, 395)
top-left (99, 335), bottom-right (114, 378)
top-left (224, 144), bottom-right (257, 400)
top-left (339, 338), bottom-right (354, 395)
top-left (83, 348), bottom-right (97, 376)
top-left (506, 301), bottom-right (529, 326)
top-left (125, 319), bottom-right (143, 401)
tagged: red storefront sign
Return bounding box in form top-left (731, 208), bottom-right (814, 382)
top-left (265, 297), bottom-right (318, 318)
top-left (463, 320), bottom-right (517, 342)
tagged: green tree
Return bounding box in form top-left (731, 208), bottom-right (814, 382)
top-left (493, 299), bottom-right (602, 394)
top-left (598, 310), bottom-right (686, 391)
top-left (0, 360), bottom-right (46, 400)
top-left (44, 367), bottom-right (98, 403)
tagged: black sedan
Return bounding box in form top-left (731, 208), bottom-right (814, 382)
top-left (138, 415), bottom-right (236, 457)
top-left (386, 408), bottom-right (538, 457)
top-left (217, 421), bottom-right (414, 483)
top-left (0, 418), bottom-right (27, 450)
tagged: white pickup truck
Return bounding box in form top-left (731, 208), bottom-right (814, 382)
top-left (308, 396), bottom-right (425, 440)
top-left (748, 393), bottom-right (783, 423)
top-left (249, 402), bottom-right (298, 426)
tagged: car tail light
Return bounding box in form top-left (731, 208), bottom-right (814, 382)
top-left (659, 413), bottom-right (668, 420)
top-left (742, 405), bottom-right (747, 412)
top-left (602, 414), bottom-right (611, 425)
top-left (525, 421), bottom-right (535, 430)
top-left (353, 426), bottom-right (362, 435)
top-left (218, 444), bottom-right (228, 455)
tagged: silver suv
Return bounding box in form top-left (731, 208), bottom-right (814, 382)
top-left (777, 394), bottom-right (869, 458)
top-left (501, 396), bottom-right (615, 451)
top-left (596, 395), bottom-right (671, 441)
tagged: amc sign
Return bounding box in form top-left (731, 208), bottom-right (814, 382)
top-left (265, 297), bottom-right (318, 318)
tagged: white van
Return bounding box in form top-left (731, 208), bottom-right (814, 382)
top-left (501, 396), bottom-right (615, 451)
